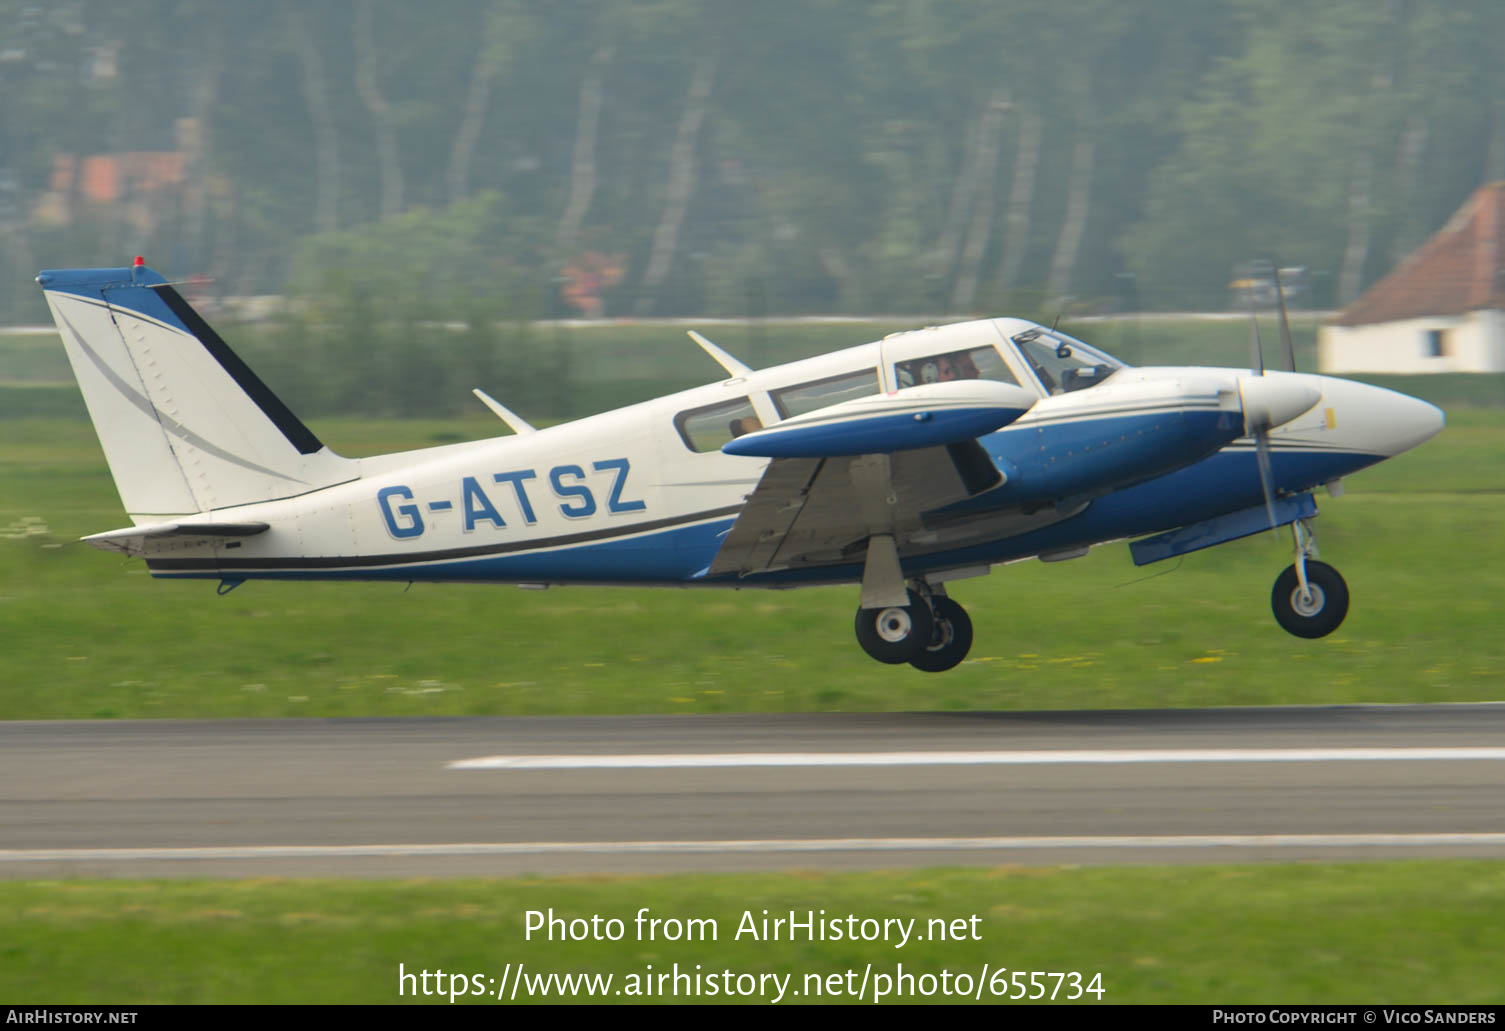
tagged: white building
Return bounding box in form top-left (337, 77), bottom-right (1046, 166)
top-left (1319, 182), bottom-right (1505, 374)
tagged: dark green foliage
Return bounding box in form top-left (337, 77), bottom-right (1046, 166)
top-left (2, 1), bottom-right (1503, 322)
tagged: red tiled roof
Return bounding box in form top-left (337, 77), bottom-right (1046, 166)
top-left (1333, 181), bottom-right (1505, 326)
top-left (47, 151), bottom-right (187, 204)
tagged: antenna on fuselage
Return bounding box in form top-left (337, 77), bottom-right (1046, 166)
top-left (688, 330), bottom-right (753, 378)
top-left (472, 388), bottom-right (537, 435)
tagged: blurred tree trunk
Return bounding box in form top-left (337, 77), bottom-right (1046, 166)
top-left (818, 245), bottom-right (859, 311)
top-left (635, 56), bottom-right (715, 316)
top-left (951, 89), bottom-right (1010, 310)
top-left (1488, 97), bottom-right (1505, 183)
top-left (448, 2), bottom-right (507, 206)
top-left (183, 15), bottom-right (224, 271)
top-left (994, 103), bottom-right (1041, 295)
top-left (555, 45), bottom-right (614, 254)
top-left (354, 0), bottom-right (403, 220)
top-left (286, 6), bottom-right (340, 234)
top-left (1389, 114), bottom-right (1428, 267)
top-left (1338, 66), bottom-right (1393, 306)
top-left (929, 105), bottom-right (985, 283)
top-left (1046, 132), bottom-right (1096, 307)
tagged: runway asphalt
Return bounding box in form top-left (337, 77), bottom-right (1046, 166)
top-left (2, 703), bottom-right (1503, 877)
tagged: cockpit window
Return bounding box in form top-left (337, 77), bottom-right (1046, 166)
top-left (675, 396), bottom-right (760, 453)
top-left (771, 368), bottom-right (879, 418)
top-left (1011, 329), bottom-right (1122, 395)
top-left (895, 345), bottom-right (1018, 389)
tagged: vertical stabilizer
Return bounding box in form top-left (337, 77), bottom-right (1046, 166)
top-left (37, 264), bottom-right (356, 521)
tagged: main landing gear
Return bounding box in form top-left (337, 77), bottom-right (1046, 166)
top-left (854, 581), bottom-right (974, 672)
top-left (1271, 517), bottom-right (1349, 638)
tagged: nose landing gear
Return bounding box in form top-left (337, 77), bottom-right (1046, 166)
top-left (1271, 518), bottom-right (1349, 638)
top-left (854, 581), bottom-right (975, 671)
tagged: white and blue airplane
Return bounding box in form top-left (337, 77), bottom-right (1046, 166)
top-left (38, 260), bottom-right (1443, 672)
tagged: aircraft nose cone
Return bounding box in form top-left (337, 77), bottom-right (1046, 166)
top-left (1375, 389), bottom-right (1445, 456)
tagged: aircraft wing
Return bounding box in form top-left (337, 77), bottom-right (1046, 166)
top-left (706, 442), bottom-right (1001, 577)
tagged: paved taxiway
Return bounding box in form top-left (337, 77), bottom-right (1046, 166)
top-left (2, 704), bottom-right (1503, 877)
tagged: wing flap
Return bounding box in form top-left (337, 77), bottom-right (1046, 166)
top-left (708, 444), bottom-right (998, 578)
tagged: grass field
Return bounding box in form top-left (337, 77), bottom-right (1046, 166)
top-left (2, 384), bottom-right (1502, 1007)
top-left (0, 409), bottom-right (1500, 721)
top-left (4, 862), bottom-right (1505, 1004)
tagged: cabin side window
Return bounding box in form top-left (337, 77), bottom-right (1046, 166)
top-left (894, 345), bottom-right (1019, 388)
top-left (770, 368), bottom-right (879, 419)
top-left (674, 396), bottom-right (761, 453)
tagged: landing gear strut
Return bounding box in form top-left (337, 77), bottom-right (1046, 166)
top-left (1271, 518), bottom-right (1348, 638)
top-left (854, 581), bottom-right (974, 671)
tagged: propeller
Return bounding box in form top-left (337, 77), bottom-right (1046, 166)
top-left (1273, 267), bottom-right (1296, 373)
top-left (1245, 261), bottom-right (1304, 535)
top-left (1246, 314), bottom-right (1278, 536)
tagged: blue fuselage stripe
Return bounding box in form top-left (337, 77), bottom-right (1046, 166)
top-left (149, 443), bottom-right (1381, 586)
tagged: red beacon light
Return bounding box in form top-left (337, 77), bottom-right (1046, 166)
top-left (133, 256), bottom-right (146, 267)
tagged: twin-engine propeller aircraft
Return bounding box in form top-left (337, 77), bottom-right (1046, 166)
top-left (38, 260), bottom-right (1443, 672)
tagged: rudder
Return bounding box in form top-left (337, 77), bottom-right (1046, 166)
top-left (37, 263), bottom-right (356, 521)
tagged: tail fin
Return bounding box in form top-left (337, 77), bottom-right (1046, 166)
top-left (37, 263), bottom-right (356, 521)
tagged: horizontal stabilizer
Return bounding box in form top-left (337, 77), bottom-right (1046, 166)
top-left (83, 521), bottom-right (269, 556)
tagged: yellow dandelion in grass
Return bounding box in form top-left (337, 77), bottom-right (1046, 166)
top-left (1189, 656), bottom-right (1222, 664)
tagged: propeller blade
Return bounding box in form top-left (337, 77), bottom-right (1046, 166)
top-left (1248, 307), bottom-right (1265, 376)
top-left (1273, 268), bottom-right (1296, 372)
top-left (1255, 429), bottom-right (1279, 537)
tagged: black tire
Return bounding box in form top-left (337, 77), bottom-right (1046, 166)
top-left (854, 589), bottom-right (934, 664)
top-left (910, 596), bottom-right (974, 673)
top-left (1271, 560), bottom-right (1349, 639)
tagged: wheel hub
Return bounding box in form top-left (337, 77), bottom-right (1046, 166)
top-left (875, 607), bottom-right (913, 642)
top-left (1291, 583), bottom-right (1325, 617)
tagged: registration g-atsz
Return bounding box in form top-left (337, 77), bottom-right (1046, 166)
top-left (378, 459), bottom-right (646, 539)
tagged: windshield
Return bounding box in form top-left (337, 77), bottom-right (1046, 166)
top-left (1010, 329), bottom-right (1123, 396)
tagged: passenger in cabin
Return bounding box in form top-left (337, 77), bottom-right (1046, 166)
top-left (902, 349), bottom-right (983, 386)
top-left (729, 415), bottom-right (763, 437)
top-left (937, 352), bottom-right (979, 381)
